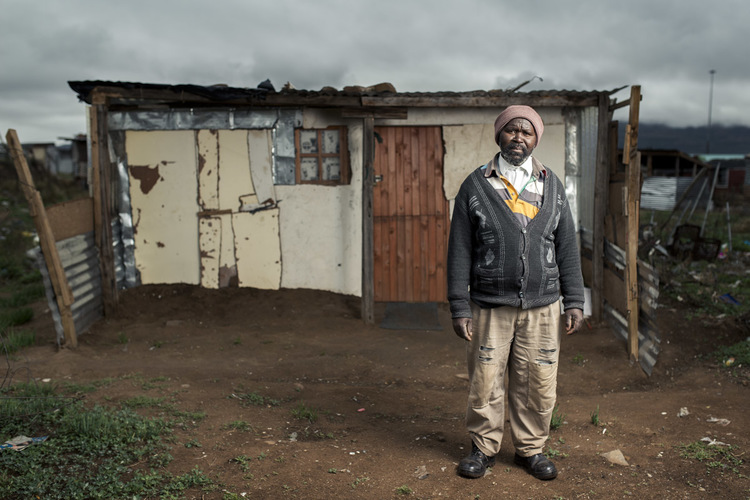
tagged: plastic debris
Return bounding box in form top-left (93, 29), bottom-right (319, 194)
top-left (707, 417), bottom-right (731, 426)
top-left (602, 449), bottom-right (629, 466)
top-left (677, 407), bottom-right (690, 417)
top-left (719, 293), bottom-right (740, 305)
top-left (414, 465), bottom-right (429, 480)
top-left (1, 435), bottom-right (48, 451)
top-left (701, 437), bottom-right (728, 446)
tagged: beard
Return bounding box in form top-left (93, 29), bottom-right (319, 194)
top-left (500, 143), bottom-right (531, 166)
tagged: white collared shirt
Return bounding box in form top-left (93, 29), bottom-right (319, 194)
top-left (499, 155), bottom-right (534, 193)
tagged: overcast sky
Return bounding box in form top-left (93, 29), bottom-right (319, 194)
top-left (1, 0), bottom-right (747, 144)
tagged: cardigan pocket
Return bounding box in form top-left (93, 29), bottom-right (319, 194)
top-left (540, 267), bottom-right (560, 295)
top-left (472, 267), bottom-right (504, 297)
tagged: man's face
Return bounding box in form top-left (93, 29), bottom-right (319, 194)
top-left (499, 118), bottom-right (537, 166)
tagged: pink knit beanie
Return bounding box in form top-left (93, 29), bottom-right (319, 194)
top-left (494, 105), bottom-right (544, 145)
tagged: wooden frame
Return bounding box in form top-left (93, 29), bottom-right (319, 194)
top-left (294, 127), bottom-right (350, 185)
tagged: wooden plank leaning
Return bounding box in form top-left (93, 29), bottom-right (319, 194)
top-left (625, 86), bottom-right (641, 363)
top-left (5, 129), bottom-right (78, 348)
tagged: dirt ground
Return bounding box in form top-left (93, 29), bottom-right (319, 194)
top-left (15, 284), bottom-right (750, 499)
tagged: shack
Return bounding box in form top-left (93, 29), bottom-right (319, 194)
top-left (44, 80), bottom-right (652, 370)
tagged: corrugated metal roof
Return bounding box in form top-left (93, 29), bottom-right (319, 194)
top-left (68, 80), bottom-right (620, 108)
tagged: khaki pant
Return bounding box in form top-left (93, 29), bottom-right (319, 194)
top-left (466, 301), bottom-right (561, 458)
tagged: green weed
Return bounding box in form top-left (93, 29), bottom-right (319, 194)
top-left (550, 404), bottom-right (565, 430)
top-left (229, 389), bottom-right (280, 407)
top-left (591, 405), bottom-right (601, 426)
top-left (0, 307), bottom-right (34, 330)
top-left (678, 440), bottom-right (744, 476)
top-left (0, 328), bottom-right (35, 354)
top-left (396, 484), bottom-right (413, 495)
top-left (222, 420), bottom-right (254, 432)
top-left (291, 402), bottom-right (319, 423)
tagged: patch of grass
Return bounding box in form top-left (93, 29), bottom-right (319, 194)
top-left (396, 484), bottom-right (413, 495)
top-left (61, 378), bottom-right (116, 395)
top-left (0, 307), bottom-right (34, 330)
top-left (184, 438), bottom-right (202, 448)
top-left (591, 405), bottom-right (601, 426)
top-left (713, 339), bottom-right (750, 368)
top-left (571, 352), bottom-right (585, 366)
top-left (0, 282), bottom-right (45, 308)
top-left (0, 382), bottom-right (216, 499)
top-left (229, 389), bottom-right (280, 407)
top-left (222, 420), bottom-right (254, 432)
top-left (117, 332), bottom-right (128, 344)
top-left (291, 402), bottom-right (319, 423)
top-left (678, 440), bottom-right (744, 476)
top-left (550, 404), bottom-right (565, 430)
top-left (230, 455), bottom-right (253, 472)
top-left (0, 328), bottom-right (35, 354)
top-left (121, 395), bottom-right (167, 409)
top-left (171, 409), bottom-right (206, 427)
top-left (351, 476), bottom-right (369, 488)
top-left (545, 448), bottom-right (568, 459)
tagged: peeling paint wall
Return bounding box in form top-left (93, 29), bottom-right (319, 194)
top-left (443, 123), bottom-right (498, 200)
top-left (196, 129), bottom-right (279, 289)
top-left (233, 210), bottom-right (281, 289)
top-left (278, 121), bottom-right (362, 296)
top-left (126, 130), bottom-right (200, 284)
top-left (435, 108), bottom-right (566, 202)
top-left (218, 130), bottom-right (256, 210)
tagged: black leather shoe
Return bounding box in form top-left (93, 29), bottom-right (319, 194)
top-left (514, 453), bottom-right (557, 480)
top-left (457, 443), bottom-right (495, 478)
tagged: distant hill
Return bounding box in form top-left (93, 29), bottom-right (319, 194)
top-left (618, 123), bottom-right (750, 155)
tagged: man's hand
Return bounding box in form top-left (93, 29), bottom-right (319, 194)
top-left (564, 308), bottom-right (584, 335)
top-left (452, 317), bottom-right (473, 341)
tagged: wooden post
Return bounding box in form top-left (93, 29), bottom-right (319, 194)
top-left (591, 93), bottom-right (611, 322)
top-left (89, 94), bottom-right (119, 315)
top-left (625, 86), bottom-right (641, 363)
top-left (6, 129), bottom-right (78, 348)
top-left (361, 116), bottom-right (375, 324)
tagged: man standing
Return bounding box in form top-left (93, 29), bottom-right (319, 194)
top-left (447, 105), bottom-right (584, 481)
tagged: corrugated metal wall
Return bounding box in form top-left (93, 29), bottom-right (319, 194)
top-left (641, 176), bottom-right (702, 211)
top-left (31, 220), bottom-right (127, 346)
top-left (576, 106), bottom-right (599, 235)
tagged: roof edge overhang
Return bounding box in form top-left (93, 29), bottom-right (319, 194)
top-left (69, 80), bottom-right (622, 111)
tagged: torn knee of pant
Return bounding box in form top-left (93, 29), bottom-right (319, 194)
top-left (478, 345), bottom-right (494, 362)
top-left (536, 348), bottom-right (557, 365)
top-left (535, 358), bottom-right (556, 365)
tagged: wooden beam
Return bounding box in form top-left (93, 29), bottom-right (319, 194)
top-left (591, 93), bottom-right (611, 322)
top-left (6, 129), bottom-right (78, 348)
top-left (340, 108), bottom-right (408, 119)
top-left (89, 101), bottom-right (119, 315)
top-left (625, 86), bottom-right (642, 363)
top-left (361, 116), bottom-right (375, 325)
top-left (362, 95), bottom-right (600, 108)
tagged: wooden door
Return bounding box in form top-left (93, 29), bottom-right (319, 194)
top-left (373, 126), bottom-right (449, 302)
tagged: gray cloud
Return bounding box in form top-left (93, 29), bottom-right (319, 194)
top-left (2, 0), bottom-right (748, 143)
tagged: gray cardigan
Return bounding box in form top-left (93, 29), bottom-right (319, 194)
top-left (447, 161), bottom-right (585, 318)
